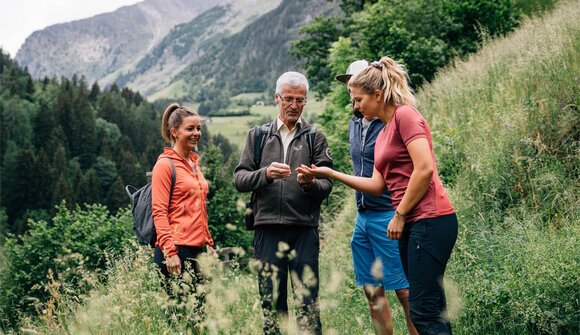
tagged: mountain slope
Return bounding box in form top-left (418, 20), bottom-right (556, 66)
top-left (176, 0), bottom-right (341, 99)
top-left (108, 0), bottom-right (282, 97)
top-left (15, 0), bottom-right (227, 83)
top-left (15, 0), bottom-right (339, 101)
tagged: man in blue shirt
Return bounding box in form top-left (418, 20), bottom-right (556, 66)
top-left (336, 60), bottom-right (418, 335)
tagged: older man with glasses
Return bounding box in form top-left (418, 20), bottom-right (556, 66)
top-left (234, 71), bottom-right (333, 335)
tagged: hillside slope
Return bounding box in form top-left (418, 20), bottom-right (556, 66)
top-left (418, 0), bottom-right (579, 333)
top-left (105, 0), bottom-right (282, 96)
top-left (14, 0), bottom-right (283, 98)
top-left (15, 0), bottom-right (225, 83)
top-left (176, 0), bottom-right (340, 99)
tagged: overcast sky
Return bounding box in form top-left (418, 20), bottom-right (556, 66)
top-left (0, 0), bottom-right (143, 57)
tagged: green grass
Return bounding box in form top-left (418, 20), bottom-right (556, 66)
top-left (147, 79), bottom-right (189, 101)
top-left (230, 92), bottom-right (266, 102)
top-left (419, 0), bottom-right (580, 333)
top-left (204, 115), bottom-right (258, 149)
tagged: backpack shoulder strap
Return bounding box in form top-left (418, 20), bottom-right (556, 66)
top-left (253, 123), bottom-right (271, 168)
top-left (306, 126), bottom-right (317, 164)
top-left (166, 158), bottom-right (176, 205)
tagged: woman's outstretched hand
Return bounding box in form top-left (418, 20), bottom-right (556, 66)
top-left (295, 164), bottom-right (333, 178)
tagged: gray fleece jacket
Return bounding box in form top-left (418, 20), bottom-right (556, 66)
top-left (233, 119), bottom-right (333, 227)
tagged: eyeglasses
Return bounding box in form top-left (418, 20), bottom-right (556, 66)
top-left (278, 94), bottom-right (307, 106)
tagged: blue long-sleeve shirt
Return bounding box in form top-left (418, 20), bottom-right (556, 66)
top-left (349, 117), bottom-right (394, 211)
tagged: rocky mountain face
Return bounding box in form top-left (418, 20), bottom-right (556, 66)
top-left (16, 0), bottom-right (227, 85)
top-left (110, 0), bottom-right (282, 97)
top-left (16, 0), bottom-right (338, 99)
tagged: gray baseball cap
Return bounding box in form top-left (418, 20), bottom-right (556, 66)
top-left (335, 60), bottom-right (369, 83)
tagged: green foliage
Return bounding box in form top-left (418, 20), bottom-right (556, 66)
top-left (0, 203), bottom-right (133, 328)
top-left (416, 2), bottom-right (580, 332)
top-left (0, 52), bottom-right (167, 230)
top-left (177, 0), bottom-right (340, 112)
top-left (291, 0), bottom-right (556, 95)
top-left (451, 221), bottom-right (579, 334)
top-left (290, 16), bottom-right (346, 98)
top-left (202, 144), bottom-right (252, 252)
top-left (1, 1), bottom-right (577, 333)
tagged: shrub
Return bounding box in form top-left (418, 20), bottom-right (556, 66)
top-left (0, 203), bottom-right (133, 328)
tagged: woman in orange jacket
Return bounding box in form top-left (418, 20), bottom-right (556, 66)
top-left (151, 103), bottom-right (214, 295)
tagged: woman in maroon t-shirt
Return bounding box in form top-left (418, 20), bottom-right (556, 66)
top-left (297, 56), bottom-right (458, 335)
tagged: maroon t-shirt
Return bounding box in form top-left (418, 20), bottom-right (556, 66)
top-left (374, 105), bottom-right (454, 223)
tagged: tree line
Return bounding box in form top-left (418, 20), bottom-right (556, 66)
top-left (0, 50), bottom-right (248, 248)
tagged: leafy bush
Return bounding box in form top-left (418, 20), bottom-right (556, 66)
top-left (0, 203), bottom-right (133, 328)
top-left (202, 145), bottom-right (253, 252)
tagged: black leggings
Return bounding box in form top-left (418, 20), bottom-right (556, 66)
top-left (399, 213), bottom-right (458, 335)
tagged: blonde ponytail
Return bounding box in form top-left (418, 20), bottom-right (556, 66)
top-left (349, 56), bottom-right (416, 107)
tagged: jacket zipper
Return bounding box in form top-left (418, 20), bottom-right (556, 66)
top-left (281, 129), bottom-right (309, 224)
top-left (191, 160), bottom-right (210, 241)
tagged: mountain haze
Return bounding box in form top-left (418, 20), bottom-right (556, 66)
top-left (111, 0), bottom-right (282, 97)
top-left (16, 0), bottom-right (227, 84)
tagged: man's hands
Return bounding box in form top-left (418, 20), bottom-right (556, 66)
top-left (297, 172), bottom-right (315, 186)
top-left (266, 162), bottom-right (291, 181)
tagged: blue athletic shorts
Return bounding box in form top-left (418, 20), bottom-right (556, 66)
top-left (351, 209), bottom-right (409, 290)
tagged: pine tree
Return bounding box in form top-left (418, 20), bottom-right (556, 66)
top-left (51, 173), bottom-right (74, 210)
top-left (106, 176), bottom-right (128, 212)
top-left (53, 79), bottom-right (74, 153)
top-left (89, 82), bottom-right (100, 104)
top-left (5, 146), bottom-right (38, 232)
top-left (33, 149), bottom-right (53, 209)
top-left (116, 149), bottom-right (141, 186)
top-left (33, 100), bottom-right (57, 152)
top-left (71, 78), bottom-right (97, 168)
top-left (77, 168), bottom-right (102, 205)
top-left (52, 145), bottom-right (67, 181)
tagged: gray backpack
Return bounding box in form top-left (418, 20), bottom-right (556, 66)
top-left (125, 158), bottom-right (176, 247)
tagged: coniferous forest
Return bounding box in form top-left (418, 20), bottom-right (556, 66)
top-left (0, 51), bottom-right (243, 237)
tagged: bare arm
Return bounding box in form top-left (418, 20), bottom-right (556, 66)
top-left (396, 138), bottom-right (434, 215)
top-left (296, 165), bottom-right (385, 195)
top-left (387, 137), bottom-right (434, 239)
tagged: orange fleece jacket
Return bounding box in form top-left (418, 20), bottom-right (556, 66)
top-left (151, 147), bottom-right (214, 258)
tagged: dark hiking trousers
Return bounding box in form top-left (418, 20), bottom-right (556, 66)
top-left (399, 213), bottom-right (458, 335)
top-left (154, 245), bottom-right (205, 324)
top-left (253, 226), bottom-right (322, 335)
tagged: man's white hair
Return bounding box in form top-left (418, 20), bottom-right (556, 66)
top-left (275, 71), bottom-right (309, 95)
